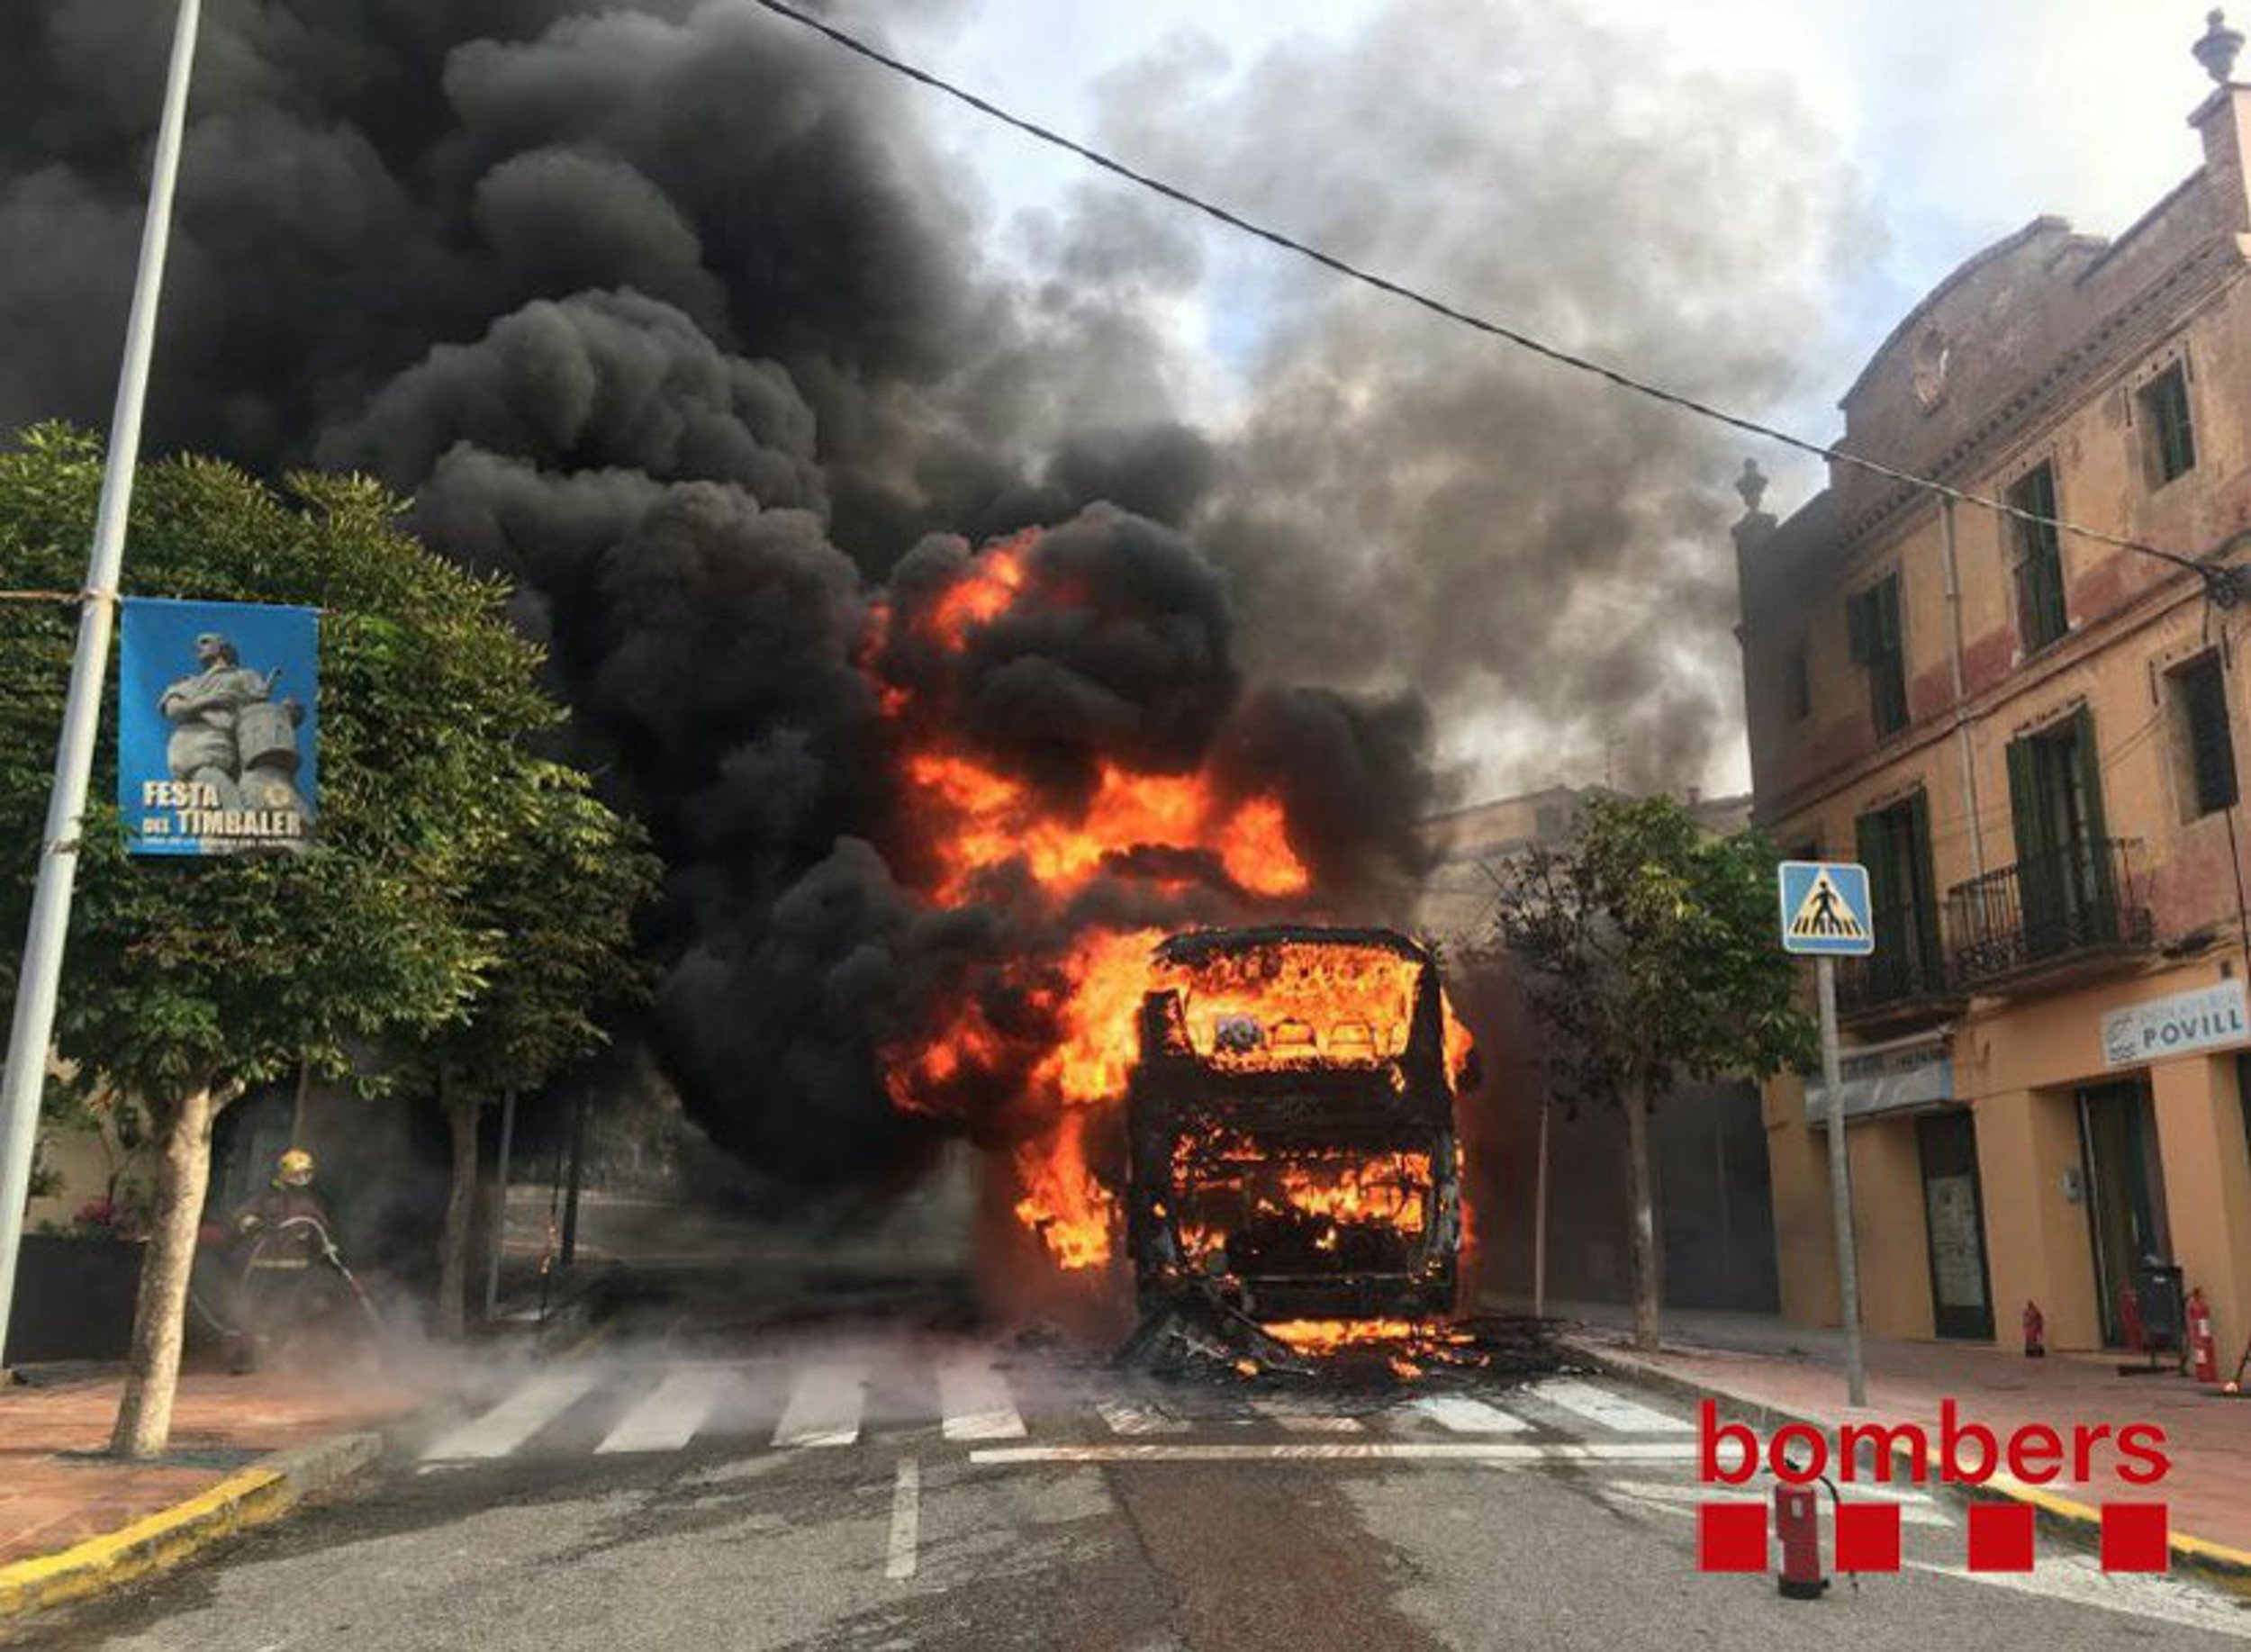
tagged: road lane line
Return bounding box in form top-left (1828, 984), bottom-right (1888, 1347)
top-left (594, 1368), bottom-right (727, 1455)
top-left (1604, 1479), bottom-right (1952, 1527)
top-left (1252, 1400), bottom-right (1364, 1433)
top-left (1903, 1559), bottom-right (2251, 1640)
top-left (422, 1370), bottom-right (601, 1461)
top-left (1403, 1395), bottom-right (1532, 1435)
top-left (886, 1458), bottom-right (919, 1581)
top-left (966, 1441), bottom-right (1701, 1465)
top-left (936, 1352), bottom-right (1027, 1441)
top-left (1097, 1401), bottom-right (1191, 1436)
top-left (1519, 1378), bottom-right (1692, 1434)
top-left (773, 1360), bottom-right (869, 1448)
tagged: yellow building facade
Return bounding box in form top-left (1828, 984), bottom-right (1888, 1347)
top-left (1739, 29), bottom-right (2251, 1356)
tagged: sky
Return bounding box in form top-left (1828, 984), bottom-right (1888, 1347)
top-left (871, 1), bottom-right (2225, 797)
top-left (905, 0), bottom-right (2210, 421)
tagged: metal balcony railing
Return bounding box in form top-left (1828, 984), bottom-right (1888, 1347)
top-left (1944, 838), bottom-right (2153, 986)
top-left (1836, 906), bottom-right (1953, 1016)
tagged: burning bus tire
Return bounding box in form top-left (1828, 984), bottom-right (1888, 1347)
top-left (1123, 926), bottom-right (1475, 1329)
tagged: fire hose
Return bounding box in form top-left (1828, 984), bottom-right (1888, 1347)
top-left (257, 1214), bottom-right (387, 1337)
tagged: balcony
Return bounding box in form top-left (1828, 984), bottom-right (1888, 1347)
top-left (1837, 907), bottom-right (1961, 1032)
top-left (1945, 838), bottom-right (2154, 991)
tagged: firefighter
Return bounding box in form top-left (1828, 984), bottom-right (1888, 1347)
top-left (229, 1148), bottom-right (339, 1372)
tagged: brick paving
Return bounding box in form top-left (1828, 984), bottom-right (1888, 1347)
top-left (1552, 1304), bottom-right (2251, 1558)
top-left (0, 1361), bottom-right (424, 1566)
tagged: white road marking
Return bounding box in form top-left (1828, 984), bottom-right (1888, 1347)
top-left (968, 1441), bottom-right (1702, 1465)
top-left (594, 1368), bottom-right (728, 1455)
top-left (1602, 1479), bottom-right (1953, 1528)
top-left (936, 1352), bottom-right (1027, 1441)
top-left (885, 1458), bottom-right (920, 1581)
top-left (1520, 1378), bottom-right (1692, 1434)
top-left (773, 1360), bottom-right (869, 1448)
top-left (1404, 1395), bottom-right (1532, 1435)
top-left (421, 1370), bottom-right (601, 1461)
top-left (1098, 1401), bottom-right (1192, 1436)
top-left (1905, 1557), bottom-right (2251, 1640)
top-left (1253, 1399), bottom-right (1365, 1433)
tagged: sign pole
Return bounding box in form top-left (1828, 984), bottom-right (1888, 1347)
top-left (1816, 956), bottom-right (1867, 1407)
top-left (0, 0), bottom-right (202, 1371)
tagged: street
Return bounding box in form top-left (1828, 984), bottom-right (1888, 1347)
top-left (18, 1302), bottom-right (2251, 1652)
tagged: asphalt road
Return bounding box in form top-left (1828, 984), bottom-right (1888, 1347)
top-left (18, 1312), bottom-right (2251, 1651)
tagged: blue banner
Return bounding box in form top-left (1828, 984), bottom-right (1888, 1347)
top-left (118, 598), bottom-right (319, 857)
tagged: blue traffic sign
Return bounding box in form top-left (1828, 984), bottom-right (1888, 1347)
top-left (1778, 861), bottom-right (1875, 956)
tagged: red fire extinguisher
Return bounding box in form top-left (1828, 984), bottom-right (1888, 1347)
top-left (2188, 1287), bottom-right (2219, 1384)
top-left (1774, 1479), bottom-right (1828, 1599)
top-left (2120, 1286), bottom-right (2146, 1355)
top-left (2022, 1299), bottom-right (2046, 1359)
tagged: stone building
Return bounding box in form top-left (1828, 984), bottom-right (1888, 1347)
top-left (1735, 14), bottom-right (2251, 1351)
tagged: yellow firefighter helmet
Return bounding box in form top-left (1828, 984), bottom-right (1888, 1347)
top-left (276, 1149), bottom-right (316, 1187)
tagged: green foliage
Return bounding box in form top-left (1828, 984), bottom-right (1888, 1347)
top-left (1490, 794), bottom-right (1817, 1109)
top-left (415, 759), bottom-right (662, 1111)
top-left (0, 424), bottom-right (589, 1122)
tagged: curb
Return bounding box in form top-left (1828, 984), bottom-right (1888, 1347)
top-left (0, 1430), bottom-right (384, 1622)
top-left (1561, 1332), bottom-right (2251, 1593)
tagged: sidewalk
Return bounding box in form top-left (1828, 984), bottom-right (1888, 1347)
top-left (1541, 1298), bottom-right (2251, 1566)
top-left (0, 1361), bottom-right (422, 1569)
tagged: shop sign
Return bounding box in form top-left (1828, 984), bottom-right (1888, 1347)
top-left (2100, 979), bottom-right (2250, 1068)
top-left (1804, 1031), bottom-right (1952, 1124)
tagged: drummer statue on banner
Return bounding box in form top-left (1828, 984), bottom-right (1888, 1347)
top-left (157, 629), bottom-right (312, 853)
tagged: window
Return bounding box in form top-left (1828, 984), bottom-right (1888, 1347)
top-left (1854, 791), bottom-right (1943, 1000)
top-left (1534, 804), bottom-right (1565, 840)
top-left (1846, 573), bottom-right (1908, 737)
top-left (2170, 650), bottom-right (2239, 817)
top-left (2009, 463), bottom-right (2068, 653)
top-left (2003, 708), bottom-right (2116, 957)
top-left (2140, 363), bottom-right (2197, 485)
top-left (1784, 645), bottom-right (1812, 722)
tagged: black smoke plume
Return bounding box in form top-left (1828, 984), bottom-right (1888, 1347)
top-left (2, 0), bottom-right (1855, 1184)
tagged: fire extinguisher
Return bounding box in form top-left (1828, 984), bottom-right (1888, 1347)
top-left (1775, 1479), bottom-right (1829, 1600)
top-left (2022, 1299), bottom-right (2046, 1359)
top-left (2188, 1287), bottom-right (2219, 1384)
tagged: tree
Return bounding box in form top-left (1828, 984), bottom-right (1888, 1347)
top-left (1489, 795), bottom-right (1815, 1350)
top-left (416, 763), bottom-right (657, 1340)
top-left (0, 426), bottom-right (565, 1455)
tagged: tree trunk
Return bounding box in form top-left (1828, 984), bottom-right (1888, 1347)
top-left (437, 1079), bottom-right (478, 1342)
top-left (110, 1081), bottom-right (219, 1458)
top-left (1621, 1069), bottom-right (1661, 1351)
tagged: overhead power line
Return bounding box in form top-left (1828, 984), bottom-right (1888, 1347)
top-left (747, 0), bottom-right (2242, 600)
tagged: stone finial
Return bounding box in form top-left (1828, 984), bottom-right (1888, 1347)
top-left (1734, 458), bottom-right (1769, 517)
top-left (2196, 9), bottom-right (2245, 86)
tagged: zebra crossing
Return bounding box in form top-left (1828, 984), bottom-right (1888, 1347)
top-left (413, 1350), bottom-right (1698, 1468)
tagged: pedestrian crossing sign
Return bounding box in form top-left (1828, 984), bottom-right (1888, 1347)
top-left (1778, 861), bottom-right (1875, 956)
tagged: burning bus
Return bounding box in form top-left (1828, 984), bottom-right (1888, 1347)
top-left (1124, 926), bottom-right (1476, 1327)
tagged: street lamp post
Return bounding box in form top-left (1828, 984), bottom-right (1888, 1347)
top-left (0, 0), bottom-right (203, 1371)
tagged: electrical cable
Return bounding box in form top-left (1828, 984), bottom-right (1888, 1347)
top-left (745, 0), bottom-right (2237, 595)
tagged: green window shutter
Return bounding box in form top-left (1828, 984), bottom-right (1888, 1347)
top-left (2005, 736), bottom-right (2047, 864)
top-left (2070, 706), bottom-right (2109, 846)
top-left (1856, 810), bottom-right (1891, 912)
top-left (1876, 576), bottom-right (1903, 653)
top-left (1847, 591), bottom-right (1873, 663)
top-left (2070, 706), bottom-right (2114, 920)
top-left (1907, 789), bottom-right (1942, 978)
top-left (2008, 734), bottom-right (2059, 946)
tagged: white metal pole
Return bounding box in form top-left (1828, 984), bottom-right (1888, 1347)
top-left (1818, 957), bottom-right (1868, 1406)
top-left (0, 0), bottom-right (202, 1369)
